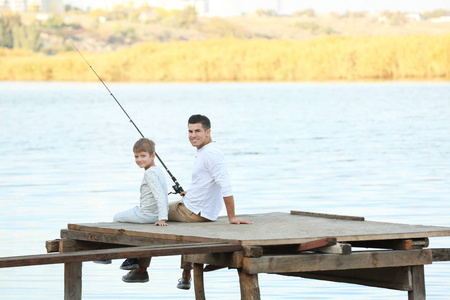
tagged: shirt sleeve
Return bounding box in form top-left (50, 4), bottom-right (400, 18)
top-left (206, 150), bottom-right (233, 197)
top-left (146, 170), bottom-right (169, 221)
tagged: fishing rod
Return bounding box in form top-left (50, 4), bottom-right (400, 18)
top-left (68, 38), bottom-right (184, 195)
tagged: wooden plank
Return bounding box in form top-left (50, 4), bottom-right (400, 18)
top-left (243, 249), bottom-right (432, 274)
top-left (279, 266), bottom-right (413, 291)
top-left (0, 243), bottom-right (242, 268)
top-left (408, 265), bottom-right (426, 300)
top-left (298, 237), bottom-right (336, 252)
top-left (60, 229), bottom-right (190, 246)
top-left (64, 262), bottom-right (82, 300)
top-left (290, 210), bottom-right (365, 221)
top-left (431, 248), bottom-right (450, 262)
top-left (67, 223), bottom-right (210, 244)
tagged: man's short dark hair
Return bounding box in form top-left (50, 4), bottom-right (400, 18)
top-left (188, 114), bottom-right (211, 130)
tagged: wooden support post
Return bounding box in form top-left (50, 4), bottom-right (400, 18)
top-left (64, 262), bottom-right (82, 300)
top-left (61, 239), bottom-right (82, 300)
top-left (238, 268), bottom-right (260, 300)
top-left (194, 263), bottom-right (206, 300)
top-left (408, 265), bottom-right (426, 300)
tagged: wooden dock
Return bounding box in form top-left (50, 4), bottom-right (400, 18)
top-left (2, 211), bottom-right (450, 299)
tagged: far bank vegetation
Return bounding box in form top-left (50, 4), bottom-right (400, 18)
top-left (1, 35), bottom-right (449, 81)
top-left (0, 6), bottom-right (449, 81)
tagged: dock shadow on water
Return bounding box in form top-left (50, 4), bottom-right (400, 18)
top-left (1, 81), bottom-right (449, 299)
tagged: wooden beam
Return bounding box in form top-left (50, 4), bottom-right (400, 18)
top-left (278, 266), bottom-right (412, 291)
top-left (351, 239), bottom-right (413, 250)
top-left (243, 249), bottom-right (432, 274)
top-left (290, 210), bottom-right (365, 221)
top-left (46, 240), bottom-right (60, 253)
top-left (0, 242), bottom-right (242, 268)
top-left (351, 239), bottom-right (430, 250)
top-left (242, 246), bottom-right (264, 258)
top-left (203, 265), bottom-right (226, 272)
top-left (316, 243), bottom-right (352, 255)
top-left (183, 252), bottom-right (243, 269)
top-left (58, 239), bottom-right (126, 253)
top-left (431, 248), bottom-right (450, 262)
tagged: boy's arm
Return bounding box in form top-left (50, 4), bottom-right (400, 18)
top-left (223, 196), bottom-right (252, 224)
top-left (146, 171), bottom-right (169, 222)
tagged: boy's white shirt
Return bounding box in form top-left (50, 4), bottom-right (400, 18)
top-left (140, 166), bottom-right (169, 221)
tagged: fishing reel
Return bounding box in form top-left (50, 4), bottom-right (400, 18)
top-left (169, 182), bottom-right (184, 195)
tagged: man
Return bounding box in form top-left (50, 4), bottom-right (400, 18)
top-left (168, 114), bottom-right (252, 290)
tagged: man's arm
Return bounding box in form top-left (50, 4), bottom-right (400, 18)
top-left (223, 196), bottom-right (252, 224)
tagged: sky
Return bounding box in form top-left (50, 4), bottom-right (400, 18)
top-left (67, 0), bottom-right (450, 16)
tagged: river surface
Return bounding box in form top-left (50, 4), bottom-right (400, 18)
top-left (1, 81), bottom-right (449, 299)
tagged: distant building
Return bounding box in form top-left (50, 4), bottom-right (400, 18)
top-left (377, 15), bottom-right (388, 23)
top-left (5, 0), bottom-right (27, 12)
top-left (405, 13), bottom-right (423, 21)
top-left (87, 0), bottom-right (208, 16)
top-left (1, 0), bottom-right (63, 13)
top-left (0, 0), bottom-right (8, 10)
top-left (431, 16), bottom-right (450, 22)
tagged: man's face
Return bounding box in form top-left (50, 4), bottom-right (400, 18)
top-left (188, 123), bottom-right (210, 149)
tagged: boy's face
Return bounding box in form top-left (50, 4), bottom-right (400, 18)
top-left (134, 151), bottom-right (155, 170)
top-left (188, 122), bottom-right (211, 149)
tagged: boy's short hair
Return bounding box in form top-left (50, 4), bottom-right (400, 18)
top-left (188, 114), bottom-right (211, 130)
top-left (133, 138), bottom-right (155, 154)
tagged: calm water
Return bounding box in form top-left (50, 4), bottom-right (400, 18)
top-left (0, 81), bottom-right (449, 299)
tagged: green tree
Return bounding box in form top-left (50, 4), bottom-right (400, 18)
top-left (40, 14), bottom-right (65, 29)
top-left (0, 16), bottom-right (13, 48)
top-left (423, 9), bottom-right (449, 20)
top-left (175, 5), bottom-right (197, 27)
top-left (12, 24), bottom-right (42, 52)
top-left (292, 9), bottom-right (316, 17)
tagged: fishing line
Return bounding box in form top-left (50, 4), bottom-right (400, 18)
top-left (68, 38), bottom-right (184, 195)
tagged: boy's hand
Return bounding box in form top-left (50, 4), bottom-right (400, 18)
top-left (155, 220), bottom-right (168, 226)
top-left (180, 191), bottom-right (187, 197)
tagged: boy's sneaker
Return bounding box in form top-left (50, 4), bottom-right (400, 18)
top-left (93, 260), bottom-right (111, 264)
top-left (177, 278), bottom-right (191, 290)
top-left (122, 270), bottom-right (149, 283)
top-left (120, 258), bottom-right (139, 270)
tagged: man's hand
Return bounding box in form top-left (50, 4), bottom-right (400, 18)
top-left (180, 191), bottom-right (187, 197)
top-left (155, 220), bottom-right (168, 226)
top-left (229, 217), bottom-right (252, 224)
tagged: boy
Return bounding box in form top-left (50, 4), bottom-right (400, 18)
top-left (113, 138), bottom-right (169, 283)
